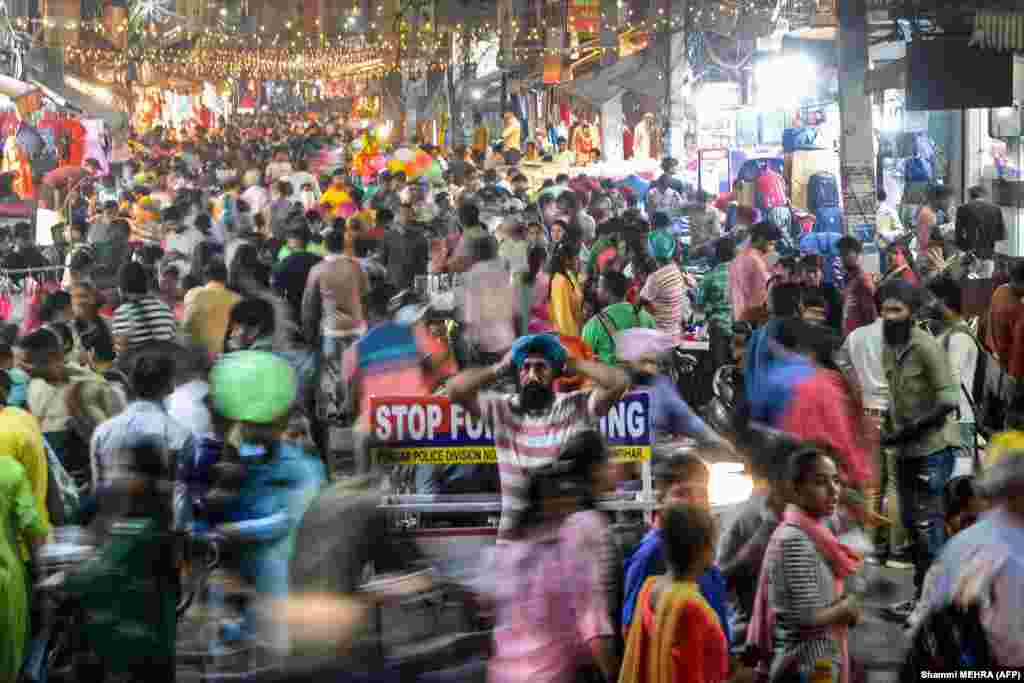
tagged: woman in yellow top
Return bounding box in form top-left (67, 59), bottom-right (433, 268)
top-left (502, 113), bottom-right (521, 152)
top-left (472, 113), bottom-right (489, 156)
top-left (548, 240), bottom-right (584, 337)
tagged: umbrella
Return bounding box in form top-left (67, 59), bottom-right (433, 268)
top-left (619, 174), bottom-right (649, 197)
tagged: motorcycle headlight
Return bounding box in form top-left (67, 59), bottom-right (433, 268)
top-left (709, 462), bottom-right (753, 508)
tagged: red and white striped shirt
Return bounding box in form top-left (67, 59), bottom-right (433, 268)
top-left (640, 263), bottom-right (689, 334)
top-left (479, 391), bottom-right (596, 540)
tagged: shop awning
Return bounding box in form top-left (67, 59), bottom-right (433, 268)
top-left (561, 54), bottom-right (645, 104)
top-left (971, 12), bottom-right (1024, 52)
top-left (610, 53), bottom-right (670, 100)
top-left (31, 76), bottom-right (129, 128)
top-left (865, 58), bottom-right (906, 93)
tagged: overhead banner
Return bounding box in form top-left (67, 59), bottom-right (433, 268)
top-left (569, 0), bottom-right (600, 35)
top-left (370, 393), bottom-right (652, 464)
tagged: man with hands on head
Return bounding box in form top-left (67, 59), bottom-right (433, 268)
top-left (447, 333), bottom-right (630, 541)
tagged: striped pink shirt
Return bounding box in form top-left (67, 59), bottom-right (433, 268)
top-left (639, 263), bottom-right (688, 334)
top-left (480, 391), bottom-right (595, 540)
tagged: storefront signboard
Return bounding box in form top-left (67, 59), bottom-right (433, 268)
top-left (370, 393), bottom-right (652, 464)
top-left (698, 148), bottom-right (731, 196)
top-left (569, 0), bottom-right (600, 35)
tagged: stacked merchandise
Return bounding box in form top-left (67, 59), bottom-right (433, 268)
top-left (808, 172), bottom-right (843, 233)
top-left (735, 157), bottom-right (793, 245)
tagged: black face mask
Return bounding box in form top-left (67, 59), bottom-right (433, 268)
top-left (628, 368), bottom-right (655, 386)
top-left (883, 318), bottom-right (913, 347)
top-left (520, 382), bottom-right (555, 413)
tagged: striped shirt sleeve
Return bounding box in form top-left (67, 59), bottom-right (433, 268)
top-left (778, 533), bottom-right (825, 627)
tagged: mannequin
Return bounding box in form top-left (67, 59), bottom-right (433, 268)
top-left (633, 113), bottom-right (654, 162)
top-left (571, 113), bottom-right (595, 165)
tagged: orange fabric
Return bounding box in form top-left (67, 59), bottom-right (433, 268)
top-left (620, 579), bottom-right (729, 683)
top-left (554, 335), bottom-right (593, 393)
top-left (414, 324), bottom-right (459, 387)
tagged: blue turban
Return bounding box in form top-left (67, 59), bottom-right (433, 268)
top-left (511, 334), bottom-right (567, 375)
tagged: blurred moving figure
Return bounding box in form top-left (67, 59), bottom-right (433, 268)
top-left (0, 454), bottom-right (49, 683)
top-left (906, 432), bottom-right (1024, 669)
top-left (487, 460), bottom-right (617, 683)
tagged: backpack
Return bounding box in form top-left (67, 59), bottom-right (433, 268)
top-left (902, 604), bottom-right (994, 679)
top-left (913, 133), bottom-right (937, 161)
top-left (807, 172), bottom-right (840, 213)
top-left (755, 169), bottom-right (787, 210)
top-left (937, 325), bottom-right (987, 438)
top-left (782, 127), bottom-right (818, 153)
top-left (814, 206), bottom-right (844, 233)
top-left (737, 159), bottom-right (764, 183)
top-left (905, 156), bottom-right (934, 183)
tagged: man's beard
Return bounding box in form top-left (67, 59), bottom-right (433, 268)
top-left (520, 382), bottom-right (554, 412)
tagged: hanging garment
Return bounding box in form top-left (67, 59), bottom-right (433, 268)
top-left (634, 120), bottom-right (653, 162)
top-left (4, 136), bottom-right (32, 199)
top-left (81, 120), bottom-right (109, 173)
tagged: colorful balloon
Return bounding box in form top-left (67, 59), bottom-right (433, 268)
top-left (394, 147), bottom-right (415, 163)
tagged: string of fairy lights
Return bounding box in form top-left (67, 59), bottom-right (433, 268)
top-left (49, 0), bottom-right (815, 84)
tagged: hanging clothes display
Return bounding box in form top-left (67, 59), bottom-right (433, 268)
top-left (633, 114), bottom-right (655, 162)
top-left (81, 120), bottom-right (109, 172)
top-left (38, 116), bottom-right (85, 168)
top-left (4, 135), bottom-right (32, 199)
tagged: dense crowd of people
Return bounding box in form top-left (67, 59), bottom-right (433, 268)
top-left (0, 111), bottom-right (1020, 683)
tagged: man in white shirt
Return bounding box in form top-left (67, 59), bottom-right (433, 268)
top-left (240, 169), bottom-right (269, 216)
top-left (287, 159), bottom-right (321, 203)
top-left (165, 213), bottom-right (209, 279)
top-left (875, 189), bottom-right (905, 244)
top-left (836, 315), bottom-right (909, 563)
top-left (265, 148), bottom-right (294, 183)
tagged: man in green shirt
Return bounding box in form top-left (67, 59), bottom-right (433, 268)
top-left (582, 270), bottom-right (655, 365)
top-left (877, 280), bottom-right (960, 624)
top-left (697, 237), bottom-right (735, 370)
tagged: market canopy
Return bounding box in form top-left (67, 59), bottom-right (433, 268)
top-left (31, 77), bottom-right (129, 129)
top-left (865, 59), bottom-right (906, 93)
top-left (610, 52), bottom-right (671, 100)
top-left (562, 54), bottom-right (646, 105)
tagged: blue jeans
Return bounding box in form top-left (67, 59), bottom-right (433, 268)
top-left (896, 447), bottom-right (957, 593)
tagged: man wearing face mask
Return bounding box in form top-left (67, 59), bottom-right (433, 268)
top-left (447, 333), bottom-right (630, 540)
top-left (878, 280), bottom-right (961, 624)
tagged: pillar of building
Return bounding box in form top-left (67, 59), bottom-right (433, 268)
top-left (837, 0), bottom-right (876, 230)
top-left (43, 0), bottom-right (80, 47)
top-left (600, 93), bottom-right (624, 163)
top-left (663, 31), bottom-right (688, 160)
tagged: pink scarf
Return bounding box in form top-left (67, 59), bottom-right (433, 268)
top-left (747, 505), bottom-right (862, 683)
